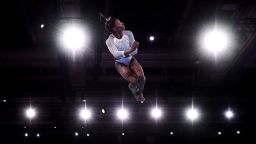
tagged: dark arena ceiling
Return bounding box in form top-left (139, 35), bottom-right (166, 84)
top-left (0, 0), bottom-right (254, 143)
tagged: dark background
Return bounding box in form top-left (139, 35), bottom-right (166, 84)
top-left (0, 0), bottom-right (254, 143)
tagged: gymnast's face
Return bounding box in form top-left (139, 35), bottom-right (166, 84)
top-left (112, 19), bottom-right (125, 32)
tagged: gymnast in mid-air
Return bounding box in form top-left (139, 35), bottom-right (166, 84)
top-left (100, 13), bottom-right (146, 102)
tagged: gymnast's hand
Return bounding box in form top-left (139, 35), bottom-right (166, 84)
top-left (124, 41), bottom-right (139, 56)
top-left (131, 41), bottom-right (139, 51)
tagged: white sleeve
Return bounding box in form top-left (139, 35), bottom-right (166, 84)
top-left (126, 31), bottom-right (135, 45)
top-left (106, 38), bottom-right (125, 59)
top-left (126, 31), bottom-right (137, 56)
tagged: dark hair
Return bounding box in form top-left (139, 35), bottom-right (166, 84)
top-left (99, 13), bottom-right (117, 33)
top-left (105, 17), bottom-right (117, 33)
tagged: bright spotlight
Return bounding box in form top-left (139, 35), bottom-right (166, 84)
top-left (236, 130), bottom-right (240, 134)
top-left (224, 109), bottom-right (234, 120)
top-left (116, 108), bottom-right (129, 121)
top-left (122, 132), bottom-right (125, 136)
top-left (3, 99), bottom-right (6, 103)
top-left (170, 132), bottom-right (174, 135)
top-left (24, 133), bottom-right (29, 137)
top-left (202, 28), bottom-right (229, 54)
top-left (58, 24), bottom-right (89, 55)
top-left (185, 107), bottom-right (200, 122)
top-left (74, 132), bottom-right (79, 136)
top-left (79, 108), bottom-right (92, 121)
top-left (102, 109), bottom-right (105, 114)
top-left (218, 131), bottom-right (222, 135)
top-left (149, 36), bottom-right (155, 41)
top-left (198, 25), bottom-right (234, 61)
top-left (36, 133), bottom-right (40, 138)
top-left (86, 133), bottom-right (90, 137)
top-left (25, 107), bottom-right (37, 119)
top-left (40, 24), bottom-right (44, 29)
top-left (150, 107), bottom-right (162, 120)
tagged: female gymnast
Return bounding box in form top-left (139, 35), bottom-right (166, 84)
top-left (100, 13), bottom-right (146, 102)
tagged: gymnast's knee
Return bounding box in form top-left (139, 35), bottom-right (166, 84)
top-left (138, 75), bottom-right (146, 82)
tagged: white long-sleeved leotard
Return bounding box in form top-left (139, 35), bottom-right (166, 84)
top-left (106, 30), bottom-right (138, 66)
